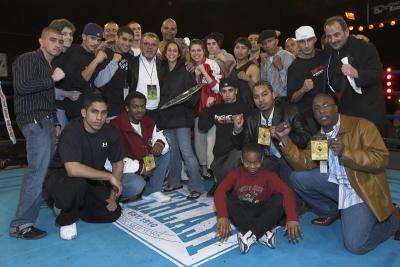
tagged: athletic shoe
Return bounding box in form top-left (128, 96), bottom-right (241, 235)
top-left (258, 228), bottom-right (277, 249)
top-left (237, 230), bottom-right (257, 254)
top-left (60, 223), bottom-right (77, 240)
top-left (9, 226), bottom-right (47, 240)
top-left (142, 192), bottom-right (171, 203)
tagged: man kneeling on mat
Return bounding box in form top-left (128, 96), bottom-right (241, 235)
top-left (214, 143), bottom-right (301, 254)
top-left (44, 93), bottom-right (123, 240)
top-left (278, 93), bottom-right (400, 254)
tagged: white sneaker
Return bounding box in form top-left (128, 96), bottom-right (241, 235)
top-left (258, 227), bottom-right (277, 249)
top-left (60, 223), bottom-right (77, 240)
top-left (237, 230), bottom-right (257, 254)
top-left (142, 192), bottom-right (171, 203)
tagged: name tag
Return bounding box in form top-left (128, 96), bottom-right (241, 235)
top-left (311, 137), bottom-right (328, 161)
top-left (320, 160), bottom-right (328, 174)
top-left (147, 84), bottom-right (158, 100)
top-left (143, 154), bottom-right (156, 172)
top-left (258, 127), bottom-right (271, 146)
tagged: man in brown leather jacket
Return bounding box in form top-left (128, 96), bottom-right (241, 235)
top-left (275, 93), bottom-right (399, 254)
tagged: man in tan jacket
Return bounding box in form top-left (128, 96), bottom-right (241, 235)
top-left (272, 93), bottom-right (399, 254)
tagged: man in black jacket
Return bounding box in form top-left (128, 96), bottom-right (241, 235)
top-left (129, 32), bottom-right (163, 120)
top-left (63, 23), bottom-right (107, 119)
top-left (232, 81), bottom-right (311, 188)
top-left (324, 16), bottom-right (386, 135)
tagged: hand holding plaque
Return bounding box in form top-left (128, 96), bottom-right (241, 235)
top-left (328, 137), bottom-right (344, 156)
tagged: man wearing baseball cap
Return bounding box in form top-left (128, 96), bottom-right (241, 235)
top-left (62, 22), bottom-right (108, 120)
top-left (198, 77), bottom-right (251, 196)
top-left (258, 29), bottom-right (295, 98)
top-left (287, 25), bottom-right (330, 133)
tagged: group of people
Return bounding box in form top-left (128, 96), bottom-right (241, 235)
top-left (8, 14), bottom-right (400, 256)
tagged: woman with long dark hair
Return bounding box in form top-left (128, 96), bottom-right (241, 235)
top-left (158, 41), bottom-right (204, 199)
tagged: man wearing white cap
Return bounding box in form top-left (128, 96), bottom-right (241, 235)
top-left (287, 26), bottom-right (330, 133)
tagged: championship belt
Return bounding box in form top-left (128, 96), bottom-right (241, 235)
top-left (159, 84), bottom-right (205, 110)
top-left (0, 81), bottom-right (16, 144)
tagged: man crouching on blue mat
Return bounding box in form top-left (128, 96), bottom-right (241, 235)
top-left (44, 93), bottom-right (123, 240)
top-left (214, 143), bottom-right (302, 254)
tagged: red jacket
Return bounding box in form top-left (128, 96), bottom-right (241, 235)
top-left (194, 57), bottom-right (223, 117)
top-left (111, 111), bottom-right (165, 173)
top-left (214, 166), bottom-right (299, 222)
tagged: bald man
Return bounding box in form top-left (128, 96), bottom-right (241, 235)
top-left (159, 18), bottom-right (188, 57)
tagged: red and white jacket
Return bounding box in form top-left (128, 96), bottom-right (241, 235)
top-left (194, 57), bottom-right (224, 117)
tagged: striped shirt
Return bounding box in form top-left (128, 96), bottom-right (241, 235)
top-left (13, 49), bottom-right (57, 128)
top-left (323, 115), bottom-right (364, 209)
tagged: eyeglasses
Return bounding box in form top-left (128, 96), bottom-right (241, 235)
top-left (312, 103), bottom-right (336, 112)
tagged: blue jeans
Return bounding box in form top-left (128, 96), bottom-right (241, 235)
top-left (56, 108), bottom-right (69, 130)
top-left (121, 152), bottom-right (170, 199)
top-left (291, 168), bottom-right (399, 254)
top-left (164, 128), bottom-right (204, 193)
top-left (10, 117), bottom-right (55, 233)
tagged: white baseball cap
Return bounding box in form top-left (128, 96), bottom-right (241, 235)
top-left (295, 26), bottom-right (316, 40)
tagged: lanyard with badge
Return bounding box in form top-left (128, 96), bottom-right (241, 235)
top-left (143, 137), bottom-right (156, 173)
top-left (133, 122), bottom-right (156, 173)
top-left (311, 135), bottom-right (329, 173)
top-left (258, 112), bottom-right (272, 146)
top-left (140, 57), bottom-right (157, 101)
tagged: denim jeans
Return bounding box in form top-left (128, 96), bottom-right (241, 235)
top-left (56, 108), bottom-right (69, 130)
top-left (10, 117), bottom-right (56, 233)
top-left (164, 128), bottom-right (204, 193)
top-left (121, 152), bottom-right (170, 199)
top-left (194, 118), bottom-right (215, 169)
top-left (291, 168), bottom-right (399, 254)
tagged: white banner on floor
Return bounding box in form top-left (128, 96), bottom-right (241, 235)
top-left (114, 189), bottom-right (238, 266)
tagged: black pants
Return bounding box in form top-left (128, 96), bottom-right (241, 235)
top-left (44, 168), bottom-right (121, 226)
top-left (227, 193), bottom-right (284, 239)
top-left (211, 149), bottom-right (242, 184)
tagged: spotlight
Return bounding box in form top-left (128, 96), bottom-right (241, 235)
top-left (387, 88), bottom-right (392, 94)
top-left (386, 74), bottom-right (392, 80)
top-left (379, 22), bottom-right (385, 28)
top-left (387, 95), bottom-right (392, 100)
top-left (390, 20), bottom-right (396, 26)
top-left (387, 81), bottom-right (392, 87)
top-left (358, 26), bottom-right (364, 32)
top-left (345, 12), bottom-right (356, 20)
top-left (368, 24), bottom-right (374, 30)
top-left (349, 25), bottom-right (354, 31)
top-left (387, 67), bottom-right (392, 72)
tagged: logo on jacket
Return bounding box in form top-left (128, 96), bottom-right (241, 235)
top-left (102, 142), bottom-right (108, 148)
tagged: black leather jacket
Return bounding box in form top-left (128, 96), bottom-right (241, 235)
top-left (232, 100), bottom-right (311, 154)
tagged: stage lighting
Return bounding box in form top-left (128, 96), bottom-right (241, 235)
top-left (348, 25), bottom-right (354, 31)
top-left (379, 22), bottom-right (385, 28)
top-left (390, 20), bottom-right (396, 26)
top-left (345, 12), bottom-right (356, 20)
top-left (358, 26), bottom-right (364, 31)
top-left (368, 24), bottom-right (374, 30)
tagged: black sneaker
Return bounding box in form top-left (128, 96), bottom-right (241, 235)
top-left (10, 226), bottom-right (47, 240)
